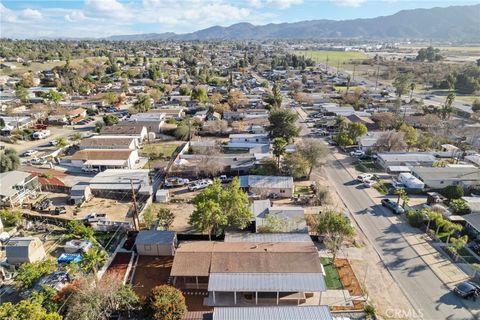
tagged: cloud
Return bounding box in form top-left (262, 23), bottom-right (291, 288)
top-left (266, 0), bottom-right (303, 9)
top-left (64, 10), bottom-right (87, 22)
top-left (18, 8), bottom-right (43, 20)
top-left (0, 0), bottom-right (276, 38)
top-left (331, 0), bottom-right (366, 7)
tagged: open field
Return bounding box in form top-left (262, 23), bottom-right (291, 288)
top-left (0, 57), bottom-right (108, 76)
top-left (296, 50), bottom-right (368, 67)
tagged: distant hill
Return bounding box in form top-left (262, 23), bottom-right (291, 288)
top-left (107, 4), bottom-right (480, 41)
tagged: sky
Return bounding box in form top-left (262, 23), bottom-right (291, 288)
top-left (0, 0), bottom-right (478, 39)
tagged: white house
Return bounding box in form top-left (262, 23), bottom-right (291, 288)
top-left (70, 149), bottom-right (140, 170)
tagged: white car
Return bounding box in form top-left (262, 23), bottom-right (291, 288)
top-left (363, 179), bottom-right (376, 188)
top-left (82, 167), bottom-right (98, 173)
top-left (357, 173), bottom-right (373, 183)
top-left (350, 150), bottom-right (365, 157)
top-left (189, 179), bottom-right (213, 191)
top-left (30, 157), bottom-right (46, 165)
top-left (22, 150), bottom-right (38, 157)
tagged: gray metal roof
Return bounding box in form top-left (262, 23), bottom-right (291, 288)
top-left (208, 272), bottom-right (326, 292)
top-left (224, 233), bottom-right (312, 243)
top-left (239, 175), bottom-right (294, 189)
top-left (377, 153), bottom-right (437, 162)
top-left (213, 306), bottom-right (333, 320)
top-left (135, 230), bottom-right (176, 245)
top-left (0, 171), bottom-right (31, 197)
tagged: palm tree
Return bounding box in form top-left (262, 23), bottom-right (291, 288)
top-left (81, 246), bottom-right (108, 283)
top-left (272, 137), bottom-right (288, 169)
top-left (409, 82), bottom-right (416, 102)
top-left (346, 75), bottom-right (351, 94)
top-left (441, 93), bottom-right (455, 120)
top-left (443, 222), bottom-right (462, 244)
top-left (424, 209), bottom-right (441, 232)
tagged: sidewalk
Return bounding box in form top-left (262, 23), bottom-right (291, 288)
top-left (332, 149), bottom-right (470, 288)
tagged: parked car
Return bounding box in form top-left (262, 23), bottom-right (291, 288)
top-left (357, 173), bottom-right (374, 183)
top-left (188, 179), bottom-right (213, 191)
top-left (350, 150), bottom-right (365, 157)
top-left (381, 198), bottom-right (405, 214)
top-left (49, 140), bottom-right (58, 146)
top-left (247, 191), bottom-right (261, 200)
top-left (81, 167), bottom-right (98, 173)
top-left (22, 150), bottom-right (38, 157)
top-left (34, 199), bottom-right (53, 212)
top-left (51, 206), bottom-right (67, 215)
top-left (30, 157), bottom-right (47, 165)
top-left (83, 213), bottom-right (107, 223)
top-left (218, 175), bottom-right (232, 183)
top-left (363, 179), bottom-right (376, 188)
top-left (165, 177), bottom-right (190, 188)
top-left (453, 281), bottom-right (480, 299)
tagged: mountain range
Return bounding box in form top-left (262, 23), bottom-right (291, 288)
top-left (107, 4), bottom-right (480, 42)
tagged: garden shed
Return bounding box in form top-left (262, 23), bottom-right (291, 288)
top-left (135, 230), bottom-right (177, 256)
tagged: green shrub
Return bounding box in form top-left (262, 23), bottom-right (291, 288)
top-left (450, 199), bottom-right (470, 215)
top-left (364, 304), bottom-right (376, 319)
top-left (407, 210), bottom-right (424, 228)
top-left (441, 185), bottom-right (464, 200)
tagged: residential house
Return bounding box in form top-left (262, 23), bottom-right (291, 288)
top-left (0, 171), bottom-right (40, 207)
top-left (70, 149), bottom-right (140, 170)
top-left (88, 169), bottom-right (152, 199)
top-left (252, 200), bottom-right (307, 233)
top-left (224, 134), bottom-right (270, 154)
top-left (239, 175), bottom-right (294, 198)
top-left (6, 237), bottom-right (46, 265)
top-left (68, 183), bottom-right (92, 205)
top-left (79, 137), bottom-right (138, 150)
top-left (100, 124), bottom-right (148, 141)
top-left (170, 238), bottom-right (326, 307)
top-left (376, 153), bottom-right (437, 170)
top-left (127, 112), bottom-right (165, 133)
top-left (135, 230), bottom-right (177, 256)
top-left (0, 116), bottom-right (34, 135)
top-left (411, 167), bottom-right (480, 189)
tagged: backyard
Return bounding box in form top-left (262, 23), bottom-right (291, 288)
top-left (140, 141), bottom-right (183, 169)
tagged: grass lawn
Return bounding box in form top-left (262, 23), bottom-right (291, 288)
top-left (354, 160), bottom-right (377, 173)
top-left (320, 257), bottom-right (343, 290)
top-left (373, 180), bottom-right (392, 195)
top-left (294, 185), bottom-right (311, 197)
top-left (296, 50), bottom-right (368, 67)
top-left (140, 142), bottom-right (182, 159)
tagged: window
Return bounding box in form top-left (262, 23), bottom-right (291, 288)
top-left (144, 244), bottom-right (151, 251)
top-left (280, 189), bottom-right (285, 193)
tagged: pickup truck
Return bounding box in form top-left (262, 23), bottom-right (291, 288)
top-left (165, 177), bottom-right (190, 188)
top-left (189, 179), bottom-right (213, 191)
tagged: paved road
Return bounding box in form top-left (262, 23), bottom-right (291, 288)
top-left (324, 158), bottom-right (478, 320)
top-left (292, 106), bottom-right (478, 319)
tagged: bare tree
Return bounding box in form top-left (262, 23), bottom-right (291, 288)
top-left (372, 112), bottom-right (396, 130)
top-left (374, 131), bottom-right (407, 152)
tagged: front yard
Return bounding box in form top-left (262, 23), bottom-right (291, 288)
top-left (320, 257), bottom-right (343, 290)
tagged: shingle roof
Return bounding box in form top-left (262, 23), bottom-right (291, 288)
top-left (170, 241), bottom-right (321, 277)
top-left (70, 149), bottom-right (133, 161)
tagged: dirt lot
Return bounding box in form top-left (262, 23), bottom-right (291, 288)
top-left (24, 192), bottom-right (132, 222)
top-left (150, 202), bottom-right (195, 233)
top-left (132, 256), bottom-right (173, 299)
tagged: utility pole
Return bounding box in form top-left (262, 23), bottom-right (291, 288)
top-left (374, 64), bottom-right (380, 92)
top-left (130, 179), bottom-right (139, 231)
